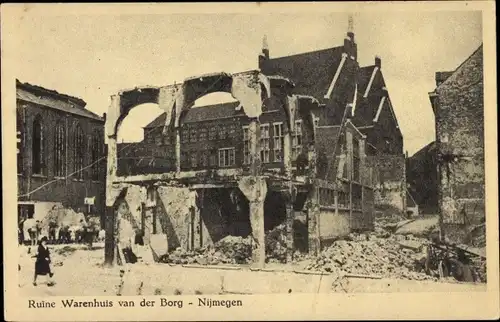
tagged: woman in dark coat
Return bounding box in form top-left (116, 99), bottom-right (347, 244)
top-left (33, 236), bottom-right (54, 286)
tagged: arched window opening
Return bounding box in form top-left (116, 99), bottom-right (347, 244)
top-left (91, 130), bottom-right (102, 181)
top-left (54, 121), bottom-right (66, 177)
top-left (73, 124), bottom-right (85, 180)
top-left (32, 115), bottom-right (45, 175)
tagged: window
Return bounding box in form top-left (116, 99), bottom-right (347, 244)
top-left (199, 128), bottom-right (207, 142)
top-left (190, 152), bottom-right (198, 168)
top-left (73, 124), bottom-right (85, 180)
top-left (91, 130), bottom-right (101, 181)
top-left (181, 129), bottom-right (189, 143)
top-left (242, 126), bottom-right (250, 165)
top-left (218, 148), bottom-right (235, 167)
top-left (190, 128), bottom-right (197, 143)
top-left (352, 138), bottom-right (360, 182)
top-left (32, 115), bottom-right (45, 175)
top-left (319, 188), bottom-right (335, 207)
top-left (260, 124), bottom-right (270, 163)
top-left (54, 121), bottom-right (66, 177)
top-left (200, 150), bottom-right (209, 167)
top-left (313, 116), bottom-right (320, 128)
top-left (209, 127), bottom-right (216, 140)
top-left (292, 120), bottom-right (303, 160)
top-left (338, 190), bottom-right (349, 208)
top-left (218, 125), bottom-right (227, 140)
top-left (228, 124), bottom-right (236, 136)
top-left (273, 122), bottom-right (284, 162)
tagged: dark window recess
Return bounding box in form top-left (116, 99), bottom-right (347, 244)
top-left (54, 121), bottom-right (66, 177)
top-left (32, 116), bottom-right (44, 175)
top-left (91, 130), bottom-right (101, 180)
top-left (73, 124), bottom-right (85, 180)
top-left (352, 183), bottom-right (362, 210)
top-left (338, 190), bottom-right (349, 209)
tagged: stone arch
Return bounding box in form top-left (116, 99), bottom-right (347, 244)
top-left (106, 72), bottom-right (297, 140)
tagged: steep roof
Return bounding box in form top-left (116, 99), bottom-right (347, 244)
top-left (144, 101), bottom-right (241, 128)
top-left (410, 141), bottom-right (436, 159)
top-left (262, 46), bottom-right (346, 101)
top-left (433, 44), bottom-right (483, 92)
top-left (16, 81), bottom-right (104, 122)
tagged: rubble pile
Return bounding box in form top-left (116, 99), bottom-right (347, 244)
top-left (161, 235), bottom-right (253, 265)
top-left (304, 232), bottom-right (436, 281)
top-left (471, 256), bottom-right (487, 283)
top-left (265, 223), bottom-right (288, 263)
top-left (162, 224), bottom-right (291, 265)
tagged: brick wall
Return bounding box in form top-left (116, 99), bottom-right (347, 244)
top-left (17, 100), bottom-right (106, 217)
top-left (370, 153), bottom-right (406, 214)
top-left (432, 45), bottom-right (484, 245)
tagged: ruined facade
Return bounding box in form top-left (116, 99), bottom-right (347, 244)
top-left (16, 80), bottom-right (106, 225)
top-left (105, 24), bottom-right (384, 267)
top-left (428, 44), bottom-right (484, 246)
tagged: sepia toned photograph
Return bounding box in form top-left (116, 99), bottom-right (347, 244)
top-left (2, 2), bottom-right (498, 321)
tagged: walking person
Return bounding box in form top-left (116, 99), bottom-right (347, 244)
top-left (33, 237), bottom-right (55, 286)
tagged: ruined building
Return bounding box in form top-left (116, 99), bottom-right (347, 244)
top-left (428, 44), bottom-right (485, 246)
top-left (106, 20), bottom-right (405, 266)
top-left (16, 80), bottom-right (106, 225)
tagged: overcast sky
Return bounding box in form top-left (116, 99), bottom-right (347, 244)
top-left (12, 9), bottom-right (482, 155)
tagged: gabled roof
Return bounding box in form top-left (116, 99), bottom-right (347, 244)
top-left (357, 65), bottom-right (378, 98)
top-left (262, 46), bottom-right (346, 101)
top-left (432, 44), bottom-right (483, 92)
top-left (410, 140), bottom-right (436, 159)
top-left (16, 81), bottom-right (104, 122)
top-left (350, 65), bottom-right (401, 130)
top-left (144, 101), bottom-right (241, 129)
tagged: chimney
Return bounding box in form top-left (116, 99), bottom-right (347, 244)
top-left (435, 71), bottom-right (454, 87)
top-left (343, 14), bottom-right (357, 60)
top-left (102, 113), bottom-right (107, 121)
top-left (258, 35), bottom-right (270, 70)
top-left (375, 55), bottom-right (381, 68)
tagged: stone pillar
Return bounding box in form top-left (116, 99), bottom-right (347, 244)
top-left (248, 119), bottom-right (261, 176)
top-left (282, 187), bottom-right (295, 262)
top-left (238, 176), bottom-right (267, 268)
top-left (104, 94), bottom-right (120, 266)
top-left (306, 186), bottom-right (320, 255)
top-left (283, 127), bottom-right (292, 176)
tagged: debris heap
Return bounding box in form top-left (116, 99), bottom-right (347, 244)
top-left (304, 233), bottom-right (436, 281)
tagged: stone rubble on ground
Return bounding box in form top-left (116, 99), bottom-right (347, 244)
top-left (303, 231), bottom-right (437, 281)
top-left (154, 213), bottom-right (486, 284)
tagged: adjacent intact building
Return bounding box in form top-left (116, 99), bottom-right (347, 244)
top-left (428, 44), bottom-right (485, 246)
top-left (16, 80), bottom-right (106, 226)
